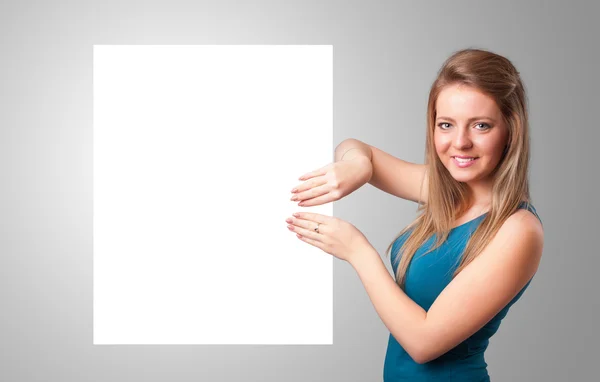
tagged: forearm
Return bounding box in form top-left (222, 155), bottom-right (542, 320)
top-left (350, 247), bottom-right (429, 364)
top-left (334, 139), bottom-right (373, 163)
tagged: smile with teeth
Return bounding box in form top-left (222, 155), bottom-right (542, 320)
top-left (453, 157), bottom-right (477, 162)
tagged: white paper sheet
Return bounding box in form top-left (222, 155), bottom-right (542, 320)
top-left (93, 45), bottom-right (333, 344)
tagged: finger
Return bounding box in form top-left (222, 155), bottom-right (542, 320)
top-left (294, 182), bottom-right (330, 202)
top-left (296, 233), bottom-right (327, 252)
top-left (289, 216), bottom-right (325, 233)
top-left (297, 192), bottom-right (336, 207)
top-left (298, 165), bottom-right (329, 181)
top-left (292, 176), bottom-right (328, 196)
top-left (290, 224), bottom-right (323, 241)
top-left (292, 212), bottom-right (329, 224)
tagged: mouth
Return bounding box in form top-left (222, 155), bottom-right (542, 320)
top-left (452, 156), bottom-right (478, 161)
top-left (452, 156), bottom-right (479, 166)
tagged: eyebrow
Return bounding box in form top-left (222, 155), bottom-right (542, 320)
top-left (436, 116), bottom-right (496, 123)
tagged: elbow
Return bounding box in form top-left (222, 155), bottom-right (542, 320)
top-left (412, 352), bottom-right (428, 365)
top-left (390, 326), bottom-right (435, 365)
top-left (414, 345), bottom-right (449, 365)
top-left (413, 351), bottom-right (434, 365)
top-left (411, 323), bottom-right (442, 364)
top-left (413, 353), bottom-right (430, 365)
top-left (411, 341), bottom-right (436, 365)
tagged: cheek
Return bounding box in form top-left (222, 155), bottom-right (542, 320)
top-left (434, 145), bottom-right (444, 159)
top-left (434, 138), bottom-right (450, 155)
top-left (481, 146), bottom-right (503, 160)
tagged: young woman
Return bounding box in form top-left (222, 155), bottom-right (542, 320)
top-left (284, 48), bottom-right (543, 381)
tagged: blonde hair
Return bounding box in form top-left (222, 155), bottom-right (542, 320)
top-left (385, 48), bottom-right (533, 290)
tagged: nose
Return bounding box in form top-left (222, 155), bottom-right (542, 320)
top-left (452, 127), bottom-right (473, 150)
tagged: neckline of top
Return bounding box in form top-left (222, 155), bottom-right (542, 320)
top-left (450, 201), bottom-right (532, 230)
top-left (450, 212), bottom-right (488, 230)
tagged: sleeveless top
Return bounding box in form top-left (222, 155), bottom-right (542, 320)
top-left (383, 201), bottom-right (542, 381)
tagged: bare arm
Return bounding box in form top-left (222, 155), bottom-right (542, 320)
top-left (335, 139), bottom-right (428, 204)
top-left (334, 139), bottom-right (373, 162)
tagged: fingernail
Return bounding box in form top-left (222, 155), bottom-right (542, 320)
top-left (291, 188), bottom-right (297, 193)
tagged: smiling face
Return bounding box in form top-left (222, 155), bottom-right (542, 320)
top-left (434, 84), bottom-right (509, 187)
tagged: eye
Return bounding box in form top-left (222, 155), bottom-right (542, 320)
top-left (436, 122), bottom-right (491, 130)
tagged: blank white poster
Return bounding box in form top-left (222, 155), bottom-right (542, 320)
top-left (93, 45), bottom-right (333, 344)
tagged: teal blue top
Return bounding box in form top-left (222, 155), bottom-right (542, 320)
top-left (383, 201), bottom-right (542, 381)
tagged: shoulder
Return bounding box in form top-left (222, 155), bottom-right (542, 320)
top-left (502, 207), bottom-right (544, 244)
top-left (488, 207), bottom-right (544, 271)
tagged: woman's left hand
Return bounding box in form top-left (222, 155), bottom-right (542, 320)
top-left (285, 212), bottom-right (372, 263)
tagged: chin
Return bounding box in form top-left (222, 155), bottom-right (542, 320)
top-left (446, 159), bottom-right (482, 181)
top-left (450, 173), bottom-right (477, 183)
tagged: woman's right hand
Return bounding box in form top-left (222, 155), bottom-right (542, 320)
top-left (290, 157), bottom-right (373, 207)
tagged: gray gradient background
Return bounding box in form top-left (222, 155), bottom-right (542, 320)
top-left (1, 0), bottom-right (597, 381)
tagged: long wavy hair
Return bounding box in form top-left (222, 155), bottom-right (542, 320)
top-left (385, 48), bottom-right (533, 290)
